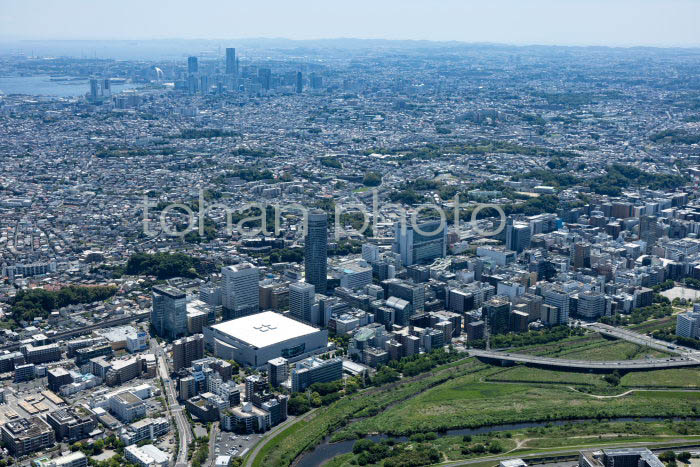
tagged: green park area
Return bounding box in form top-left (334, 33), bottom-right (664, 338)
top-left (250, 332), bottom-right (700, 467)
top-left (325, 419), bottom-right (700, 466)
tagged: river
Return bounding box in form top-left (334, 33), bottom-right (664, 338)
top-left (295, 417), bottom-right (698, 467)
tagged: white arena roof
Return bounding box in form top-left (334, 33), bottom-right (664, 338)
top-left (211, 311), bottom-right (320, 348)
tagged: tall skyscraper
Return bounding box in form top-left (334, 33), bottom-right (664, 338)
top-left (289, 282), bottom-right (315, 323)
top-left (89, 78), bottom-right (99, 102)
top-left (225, 48), bottom-right (237, 75)
top-left (258, 68), bottom-right (271, 90)
top-left (304, 210), bottom-right (328, 294)
top-left (151, 286), bottom-right (187, 339)
top-left (187, 56), bottom-right (198, 74)
top-left (393, 220), bottom-right (447, 266)
top-left (102, 78), bottom-right (111, 97)
top-left (295, 71), bottom-right (303, 94)
top-left (310, 72), bottom-right (323, 89)
top-left (222, 263), bottom-right (260, 319)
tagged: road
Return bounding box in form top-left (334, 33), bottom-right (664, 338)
top-left (586, 322), bottom-right (700, 362)
top-left (208, 422), bottom-right (218, 466)
top-left (468, 349), bottom-right (700, 371)
top-left (441, 440), bottom-right (700, 466)
top-left (151, 338), bottom-right (193, 467)
top-left (244, 410), bottom-right (315, 467)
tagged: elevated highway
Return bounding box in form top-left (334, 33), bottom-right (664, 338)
top-left (468, 349), bottom-right (700, 372)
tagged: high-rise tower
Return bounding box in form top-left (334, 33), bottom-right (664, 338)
top-left (225, 48), bottom-right (237, 75)
top-left (304, 210), bottom-right (328, 294)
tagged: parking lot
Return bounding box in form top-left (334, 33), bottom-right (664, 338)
top-left (214, 431), bottom-right (262, 458)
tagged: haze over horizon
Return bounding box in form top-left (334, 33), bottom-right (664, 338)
top-left (1, 0), bottom-right (699, 48)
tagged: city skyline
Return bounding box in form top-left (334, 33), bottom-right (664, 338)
top-left (2, 6), bottom-right (700, 467)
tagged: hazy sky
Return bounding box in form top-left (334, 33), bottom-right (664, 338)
top-left (1, 0), bottom-right (698, 47)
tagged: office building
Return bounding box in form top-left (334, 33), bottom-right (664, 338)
top-left (46, 407), bottom-right (96, 442)
top-left (337, 260), bottom-right (372, 290)
top-left (362, 243), bottom-right (379, 263)
top-left (75, 343), bottom-right (112, 364)
top-left (579, 448), bottom-right (664, 467)
top-left (542, 286), bottom-right (570, 325)
top-left (448, 288), bottom-right (475, 313)
top-left (204, 311), bottom-right (328, 367)
top-left (0, 351), bottom-right (25, 373)
top-left (304, 210), bottom-right (328, 294)
top-left (289, 282), bottom-right (315, 323)
top-left (188, 56), bottom-right (198, 74)
top-left (14, 363), bottom-right (35, 382)
top-left (506, 221), bottom-right (531, 253)
top-left (640, 215), bottom-right (663, 253)
top-left (677, 311), bottom-right (700, 339)
top-left (225, 48), bottom-right (237, 75)
top-left (151, 285), bottom-right (187, 339)
top-left (125, 444), bottom-right (169, 467)
top-left (295, 71), bottom-right (303, 93)
top-left (577, 291), bottom-right (606, 320)
top-left (258, 67), bottom-right (271, 90)
top-left (227, 403), bottom-right (270, 433)
top-left (393, 220), bottom-right (447, 266)
top-left (120, 417), bottom-right (170, 446)
top-left (33, 452), bottom-right (87, 467)
top-left (48, 368), bottom-right (73, 392)
top-left (1, 416), bottom-right (55, 456)
top-left (484, 297), bottom-right (511, 335)
top-left (466, 321), bottom-right (485, 340)
top-left (509, 310), bottom-right (529, 333)
top-left (385, 279), bottom-right (425, 313)
top-left (573, 242), bottom-right (592, 270)
top-left (291, 356), bottom-right (342, 392)
top-left (21, 343), bottom-right (61, 364)
top-left (222, 263), bottom-right (260, 319)
top-left (173, 334), bottom-right (205, 372)
top-left (109, 391), bottom-right (146, 422)
top-left (267, 357), bottom-right (288, 387)
top-left (385, 296), bottom-right (412, 326)
top-left (541, 304), bottom-right (562, 326)
top-left (106, 356), bottom-right (142, 386)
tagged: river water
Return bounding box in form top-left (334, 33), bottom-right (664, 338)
top-left (0, 76), bottom-right (135, 97)
top-left (295, 417), bottom-right (698, 467)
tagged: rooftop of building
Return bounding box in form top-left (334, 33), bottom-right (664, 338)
top-left (211, 311), bottom-right (320, 347)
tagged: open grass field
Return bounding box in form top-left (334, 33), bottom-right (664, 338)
top-left (552, 340), bottom-right (671, 361)
top-left (628, 316), bottom-right (676, 333)
top-left (620, 368), bottom-right (700, 388)
top-left (251, 347), bottom-right (699, 467)
top-left (513, 332), bottom-right (607, 356)
top-left (250, 419), bottom-right (309, 467)
top-left (512, 332), bottom-right (671, 361)
top-left (337, 366), bottom-right (700, 437)
top-left (484, 365), bottom-right (700, 390)
top-left (254, 358), bottom-right (486, 467)
top-left (485, 365), bottom-right (606, 386)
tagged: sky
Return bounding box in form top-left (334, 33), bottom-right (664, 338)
top-left (0, 0), bottom-right (699, 47)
